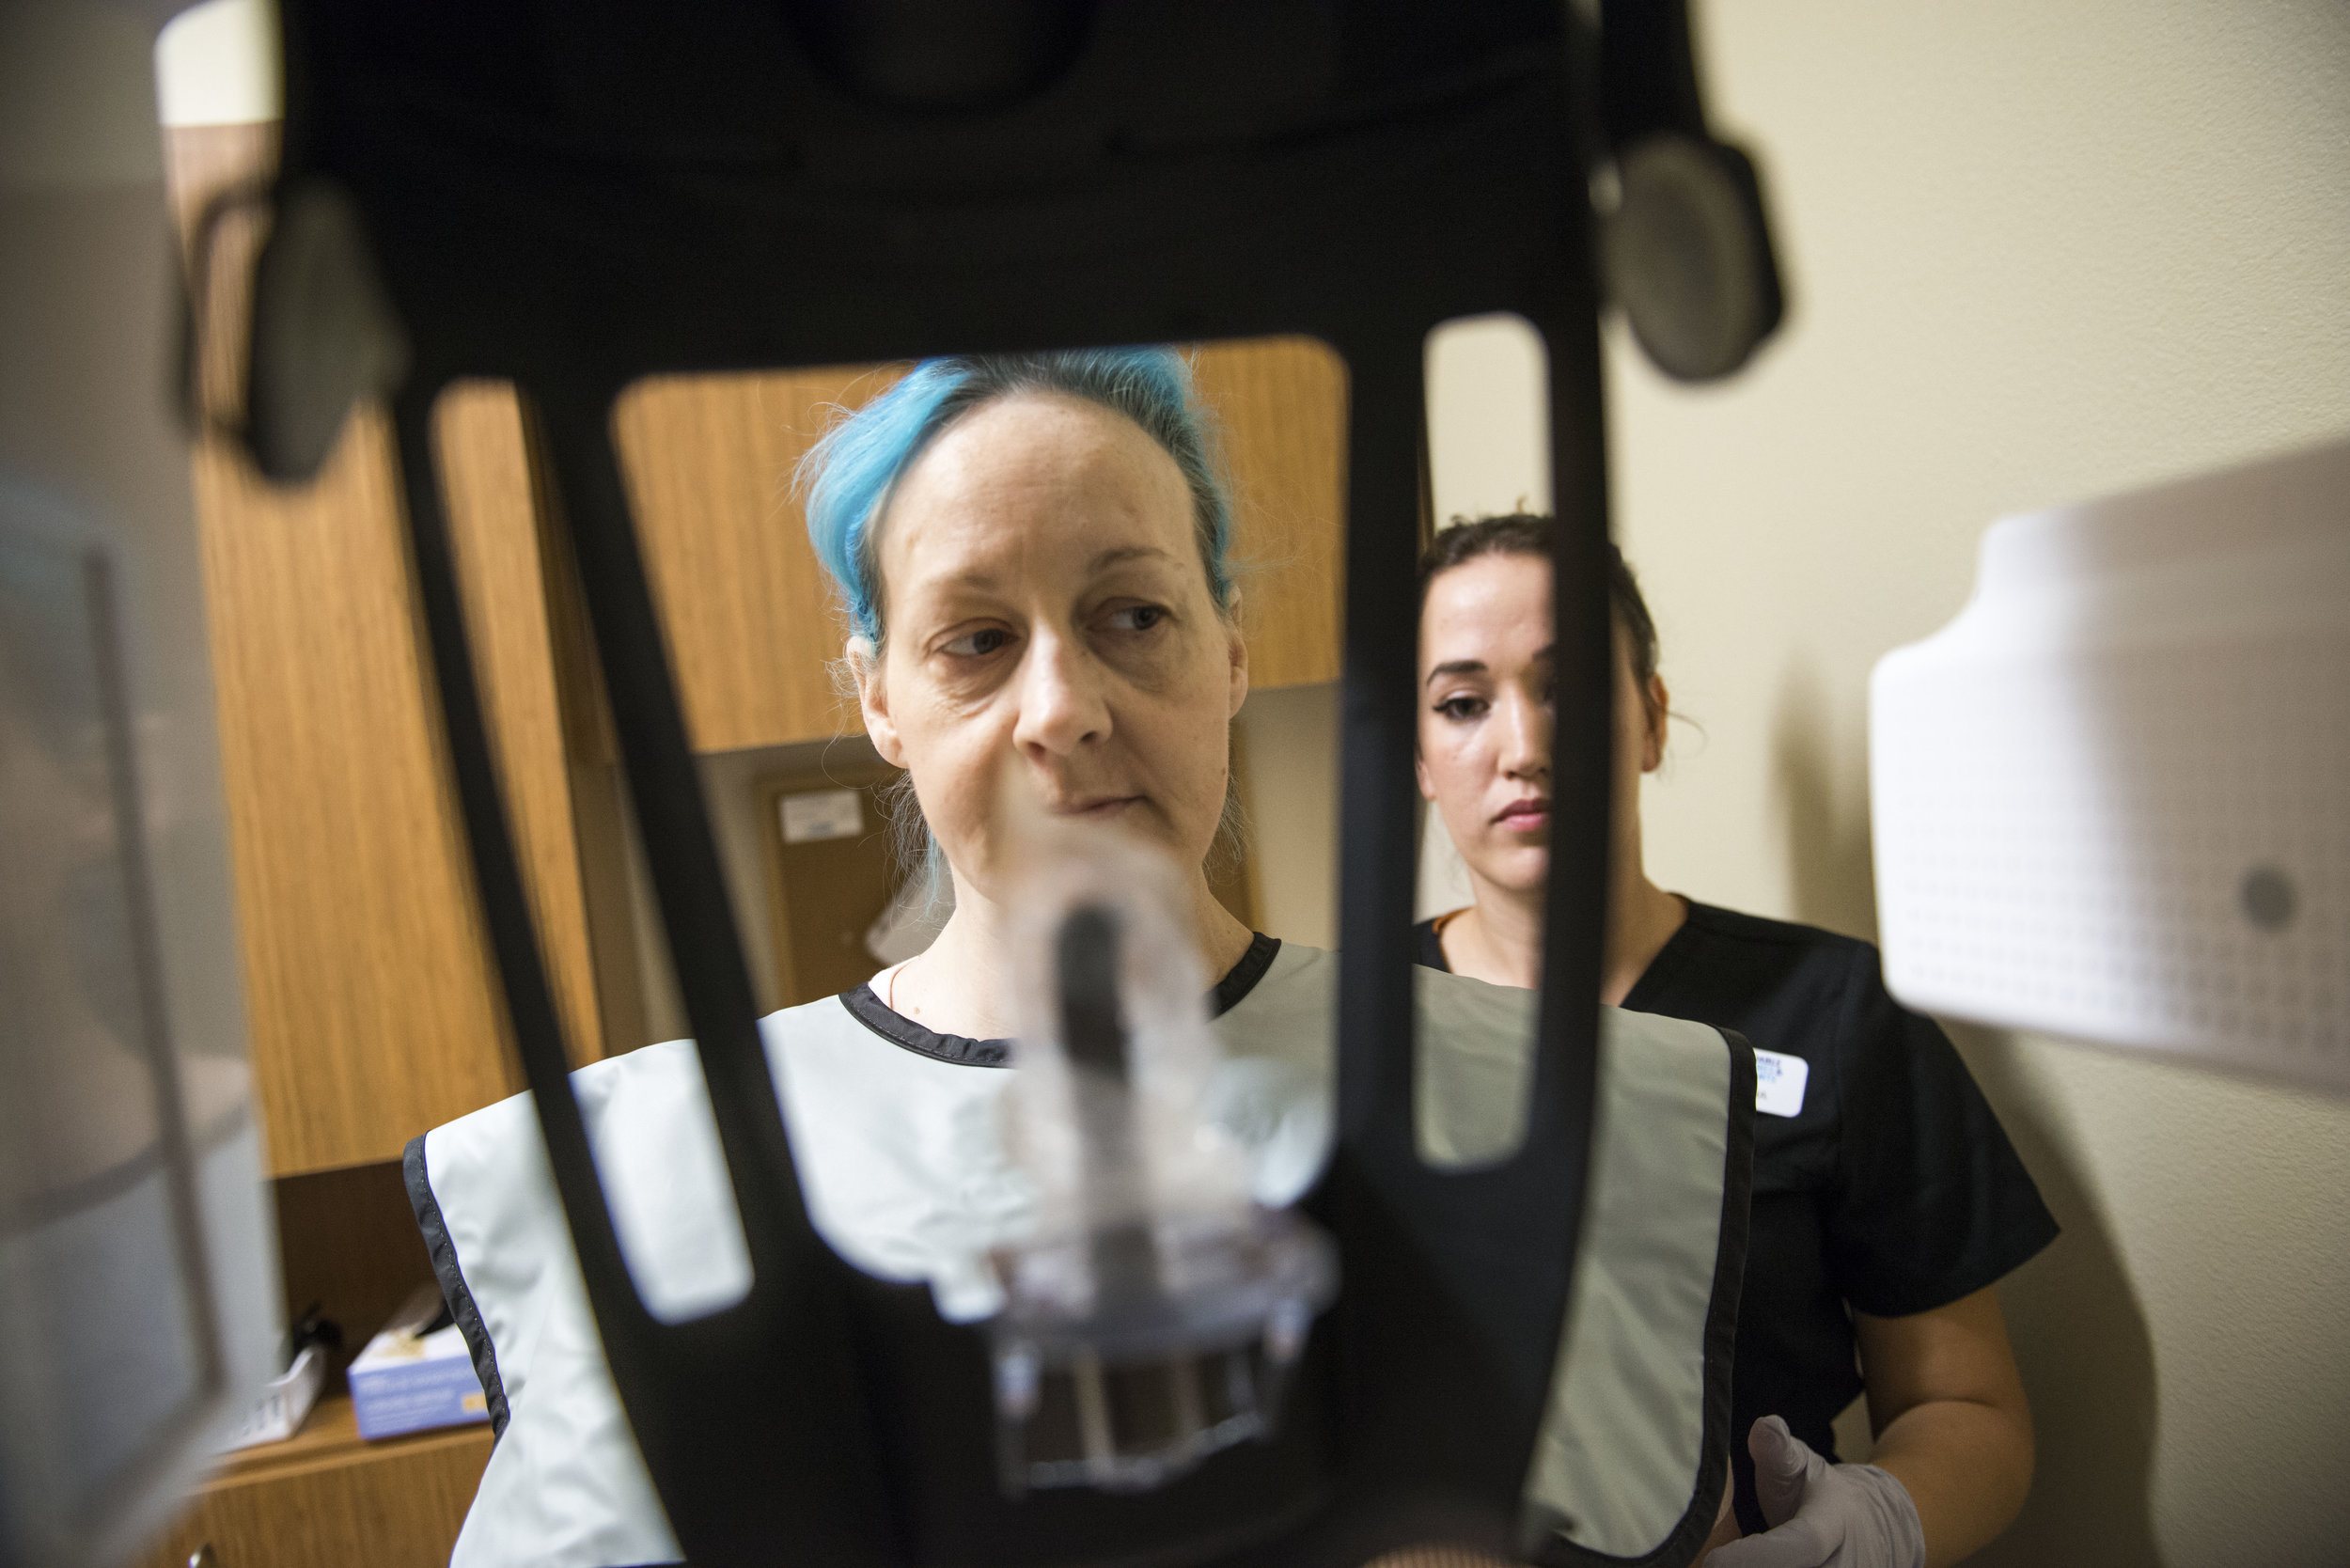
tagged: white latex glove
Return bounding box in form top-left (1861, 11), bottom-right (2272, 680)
top-left (1703, 1416), bottom-right (1925, 1568)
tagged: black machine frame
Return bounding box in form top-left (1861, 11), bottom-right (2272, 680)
top-left (243, 4), bottom-right (1778, 1563)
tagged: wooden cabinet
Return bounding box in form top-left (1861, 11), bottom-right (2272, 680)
top-left (129, 1160), bottom-right (494, 1568)
top-left (137, 1398), bottom-right (493, 1568)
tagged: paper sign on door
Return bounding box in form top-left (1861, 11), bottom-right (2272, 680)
top-left (781, 788), bottom-right (864, 844)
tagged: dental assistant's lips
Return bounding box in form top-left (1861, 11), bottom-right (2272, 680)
top-left (1495, 797), bottom-right (1549, 830)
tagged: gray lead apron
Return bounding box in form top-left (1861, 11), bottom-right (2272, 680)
top-left (409, 945), bottom-right (1749, 1567)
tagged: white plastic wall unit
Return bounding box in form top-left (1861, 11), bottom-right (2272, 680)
top-left (1870, 438), bottom-right (2350, 1092)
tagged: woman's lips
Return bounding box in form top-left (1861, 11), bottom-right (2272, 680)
top-left (1056, 795), bottom-right (1143, 818)
top-left (1496, 799), bottom-right (1549, 830)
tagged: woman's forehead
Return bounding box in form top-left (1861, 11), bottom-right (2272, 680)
top-left (1421, 553), bottom-right (1552, 654)
top-left (878, 392), bottom-right (1195, 592)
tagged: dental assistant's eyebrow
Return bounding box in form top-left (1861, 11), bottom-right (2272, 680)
top-left (1425, 659), bottom-right (1489, 687)
top-left (1423, 643), bottom-right (1556, 690)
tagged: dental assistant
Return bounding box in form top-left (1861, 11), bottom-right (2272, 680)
top-left (1412, 516), bottom-right (2056, 1567)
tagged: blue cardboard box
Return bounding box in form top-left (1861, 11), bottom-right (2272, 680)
top-left (349, 1284), bottom-right (492, 1440)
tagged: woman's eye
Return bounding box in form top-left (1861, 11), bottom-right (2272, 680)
top-left (1105, 604), bottom-right (1167, 634)
top-left (1435, 695), bottom-right (1488, 721)
top-left (941, 627), bottom-right (1011, 658)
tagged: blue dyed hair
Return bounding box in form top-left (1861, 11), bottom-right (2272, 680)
top-left (799, 347), bottom-right (1237, 646)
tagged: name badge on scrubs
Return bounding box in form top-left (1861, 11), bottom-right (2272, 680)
top-left (1753, 1049), bottom-right (1810, 1118)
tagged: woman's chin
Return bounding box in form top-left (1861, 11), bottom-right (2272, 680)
top-left (1467, 842), bottom-right (1549, 900)
top-left (1056, 798), bottom-right (1205, 861)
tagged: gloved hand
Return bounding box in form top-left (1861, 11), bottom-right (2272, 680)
top-left (1702, 1416), bottom-right (1925, 1568)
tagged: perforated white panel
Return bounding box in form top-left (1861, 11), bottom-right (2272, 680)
top-left (1871, 440), bottom-right (2350, 1091)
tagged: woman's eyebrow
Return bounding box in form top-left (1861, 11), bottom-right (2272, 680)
top-left (1425, 659), bottom-right (1489, 687)
top-left (1088, 544), bottom-right (1179, 572)
top-left (1424, 645), bottom-right (1555, 689)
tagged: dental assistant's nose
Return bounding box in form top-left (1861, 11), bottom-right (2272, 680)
top-left (1500, 682), bottom-right (1552, 782)
top-left (1013, 625), bottom-right (1112, 759)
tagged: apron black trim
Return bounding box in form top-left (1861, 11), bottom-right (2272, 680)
top-left (1209, 931), bottom-right (1283, 1015)
top-left (839, 985), bottom-right (1011, 1067)
top-left (404, 1132), bottom-right (511, 1439)
top-left (842, 932), bottom-right (1284, 1068)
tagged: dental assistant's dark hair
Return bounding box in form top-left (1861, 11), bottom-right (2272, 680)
top-left (1417, 512), bottom-right (1661, 698)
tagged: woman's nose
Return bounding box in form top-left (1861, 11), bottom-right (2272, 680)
top-left (1500, 688), bottom-right (1552, 779)
top-left (1012, 629), bottom-right (1111, 757)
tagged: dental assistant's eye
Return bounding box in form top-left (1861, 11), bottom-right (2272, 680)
top-left (1434, 695), bottom-right (1488, 722)
top-left (941, 627), bottom-right (1012, 658)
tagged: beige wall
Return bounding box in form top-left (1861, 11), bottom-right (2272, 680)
top-left (1244, 3), bottom-right (2350, 1562)
top-left (1616, 4), bottom-right (2349, 1564)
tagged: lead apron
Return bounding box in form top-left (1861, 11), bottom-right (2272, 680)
top-left (408, 944), bottom-right (1749, 1568)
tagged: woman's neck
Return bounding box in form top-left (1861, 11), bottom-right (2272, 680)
top-left (886, 867), bottom-right (1255, 1039)
top-left (1449, 854), bottom-right (1686, 1006)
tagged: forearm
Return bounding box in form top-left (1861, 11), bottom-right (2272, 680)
top-left (1865, 1398), bottom-right (2032, 1568)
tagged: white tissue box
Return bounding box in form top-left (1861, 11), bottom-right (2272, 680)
top-left (348, 1284), bottom-right (491, 1440)
top-left (219, 1341), bottom-right (327, 1451)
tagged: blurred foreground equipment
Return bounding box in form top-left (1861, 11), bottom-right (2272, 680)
top-left (209, 0), bottom-right (1782, 1563)
top-left (3, 1), bottom-right (1784, 1565)
top-left (0, 4), bottom-right (280, 1565)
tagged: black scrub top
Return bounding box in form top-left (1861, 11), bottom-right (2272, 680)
top-left (1415, 901), bottom-right (2058, 1534)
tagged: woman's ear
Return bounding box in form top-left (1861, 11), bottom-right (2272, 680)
top-left (1223, 591), bottom-right (1249, 720)
top-left (850, 636), bottom-right (907, 768)
top-left (1641, 674), bottom-right (1670, 774)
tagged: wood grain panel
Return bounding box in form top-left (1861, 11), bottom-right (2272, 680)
top-left (1193, 337), bottom-right (1351, 691)
top-left (433, 384), bottom-right (607, 1064)
top-left (174, 119), bottom-right (510, 1172)
top-left (167, 125), bottom-right (606, 1171)
top-left (613, 366), bottom-right (904, 752)
top-left (140, 1397), bottom-right (491, 1568)
top-left (190, 408), bottom-right (521, 1174)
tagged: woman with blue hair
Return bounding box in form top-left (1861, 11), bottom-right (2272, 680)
top-left (804, 348), bottom-right (1249, 976)
top-left (806, 349), bottom-right (1255, 1032)
top-left (405, 347), bottom-right (1757, 1566)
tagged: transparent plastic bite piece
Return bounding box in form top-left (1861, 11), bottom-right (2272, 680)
top-left (988, 819), bottom-right (1337, 1496)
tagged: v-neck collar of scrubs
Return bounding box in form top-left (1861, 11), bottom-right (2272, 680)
top-left (839, 932), bottom-right (1284, 1069)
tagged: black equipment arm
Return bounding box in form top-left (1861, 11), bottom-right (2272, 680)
top-left (228, 4), bottom-right (1772, 1562)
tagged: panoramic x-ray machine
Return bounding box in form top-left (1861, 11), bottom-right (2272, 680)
top-left (8, 2), bottom-right (2343, 1567)
top-left (7, 4), bottom-right (1786, 1565)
